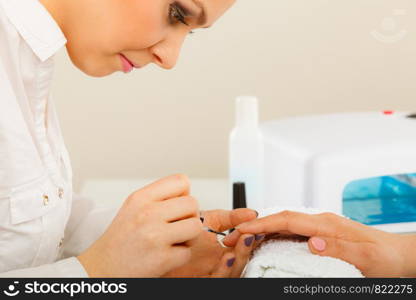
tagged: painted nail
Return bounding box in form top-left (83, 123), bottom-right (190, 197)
top-left (311, 237), bottom-right (326, 251)
top-left (244, 236), bottom-right (254, 247)
top-left (226, 258), bottom-right (235, 267)
top-left (255, 234), bottom-right (265, 241)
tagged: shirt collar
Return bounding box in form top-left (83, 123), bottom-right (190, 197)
top-left (1, 0), bottom-right (67, 62)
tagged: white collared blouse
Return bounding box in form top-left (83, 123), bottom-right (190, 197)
top-left (0, 0), bottom-right (115, 277)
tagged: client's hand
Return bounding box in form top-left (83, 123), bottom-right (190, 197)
top-left (163, 209), bottom-right (259, 278)
top-left (223, 211), bottom-right (416, 278)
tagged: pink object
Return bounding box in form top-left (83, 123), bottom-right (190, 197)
top-left (119, 54), bottom-right (134, 73)
top-left (311, 237), bottom-right (326, 251)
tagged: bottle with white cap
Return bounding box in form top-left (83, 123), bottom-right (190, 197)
top-left (229, 96), bottom-right (264, 210)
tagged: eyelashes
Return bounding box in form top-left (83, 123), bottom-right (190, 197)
top-left (168, 2), bottom-right (195, 34)
top-left (169, 2), bottom-right (189, 26)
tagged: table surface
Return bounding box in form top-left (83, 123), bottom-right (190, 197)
top-left (80, 178), bottom-right (232, 211)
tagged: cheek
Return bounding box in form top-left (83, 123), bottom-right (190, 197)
top-left (107, 0), bottom-right (168, 51)
top-left (64, 0), bottom-right (169, 77)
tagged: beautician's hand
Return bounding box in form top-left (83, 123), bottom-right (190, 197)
top-left (223, 211), bottom-right (416, 277)
top-left (78, 174), bottom-right (202, 277)
top-left (163, 209), bottom-right (259, 278)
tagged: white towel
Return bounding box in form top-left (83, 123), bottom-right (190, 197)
top-left (243, 207), bottom-right (364, 278)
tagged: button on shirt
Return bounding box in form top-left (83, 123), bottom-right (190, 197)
top-left (0, 0), bottom-right (117, 277)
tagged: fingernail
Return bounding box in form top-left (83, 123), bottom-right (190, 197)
top-left (311, 237), bottom-right (326, 251)
top-left (255, 210), bottom-right (259, 217)
top-left (255, 234), bottom-right (265, 241)
top-left (226, 258), bottom-right (235, 267)
top-left (244, 236), bottom-right (254, 247)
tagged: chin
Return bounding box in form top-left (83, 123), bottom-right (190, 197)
top-left (66, 49), bottom-right (115, 77)
top-left (76, 60), bottom-right (114, 78)
top-left (82, 67), bottom-right (115, 78)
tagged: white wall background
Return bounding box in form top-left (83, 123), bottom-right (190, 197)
top-left (52, 0), bottom-right (416, 191)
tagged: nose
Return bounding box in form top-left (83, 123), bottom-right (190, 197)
top-left (150, 29), bottom-right (187, 70)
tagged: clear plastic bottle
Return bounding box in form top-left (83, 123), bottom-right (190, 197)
top-left (229, 96), bottom-right (264, 210)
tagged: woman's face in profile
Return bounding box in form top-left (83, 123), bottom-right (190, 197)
top-left (59, 0), bottom-right (235, 77)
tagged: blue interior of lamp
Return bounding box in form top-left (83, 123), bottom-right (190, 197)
top-left (343, 173), bottom-right (416, 225)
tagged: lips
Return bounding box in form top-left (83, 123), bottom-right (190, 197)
top-left (119, 54), bottom-right (139, 73)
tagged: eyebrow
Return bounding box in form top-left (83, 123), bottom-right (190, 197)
top-left (191, 0), bottom-right (209, 27)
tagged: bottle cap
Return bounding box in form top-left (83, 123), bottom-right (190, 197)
top-left (233, 182), bottom-right (247, 209)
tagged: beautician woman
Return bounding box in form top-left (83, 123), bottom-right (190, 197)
top-left (0, 0), bottom-right (259, 277)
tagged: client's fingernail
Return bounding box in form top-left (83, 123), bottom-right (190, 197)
top-left (226, 258), bottom-right (235, 267)
top-left (255, 234), bottom-right (265, 241)
top-left (244, 236), bottom-right (254, 246)
top-left (311, 237), bottom-right (326, 251)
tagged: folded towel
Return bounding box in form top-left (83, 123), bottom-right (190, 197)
top-left (243, 206), bottom-right (364, 278)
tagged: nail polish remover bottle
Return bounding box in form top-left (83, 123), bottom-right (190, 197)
top-left (229, 96), bottom-right (264, 210)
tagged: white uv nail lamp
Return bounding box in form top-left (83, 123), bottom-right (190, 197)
top-left (260, 111), bottom-right (416, 233)
top-left (230, 105), bottom-right (416, 233)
